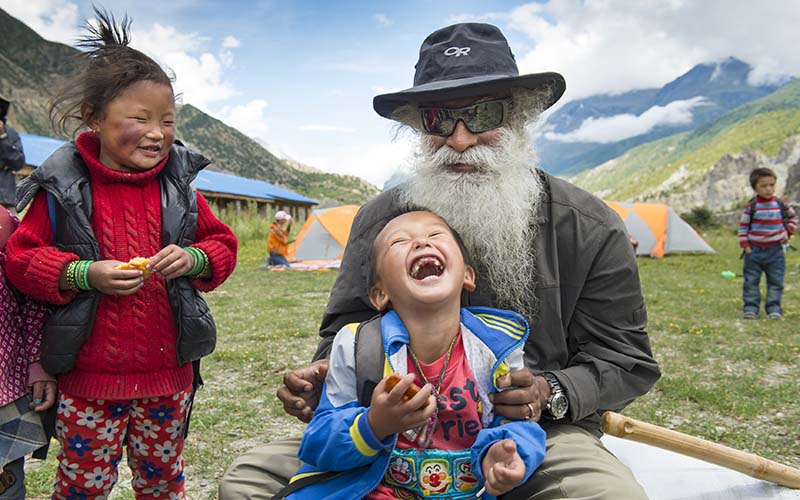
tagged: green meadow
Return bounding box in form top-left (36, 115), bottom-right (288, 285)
top-left (25, 227), bottom-right (800, 498)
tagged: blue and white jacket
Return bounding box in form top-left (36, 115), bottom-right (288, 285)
top-left (288, 306), bottom-right (547, 499)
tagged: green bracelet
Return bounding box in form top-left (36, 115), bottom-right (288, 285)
top-left (75, 261), bottom-right (86, 291)
top-left (183, 247), bottom-right (206, 277)
top-left (76, 260), bottom-right (94, 291)
top-left (189, 248), bottom-right (203, 275)
top-left (195, 248), bottom-right (210, 278)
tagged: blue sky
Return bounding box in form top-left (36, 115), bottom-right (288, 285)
top-left (4, 0), bottom-right (800, 188)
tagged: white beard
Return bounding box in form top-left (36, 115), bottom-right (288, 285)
top-left (398, 126), bottom-right (544, 317)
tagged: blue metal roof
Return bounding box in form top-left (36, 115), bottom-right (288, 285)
top-left (17, 132), bottom-right (317, 205)
top-left (19, 132), bottom-right (66, 167)
top-left (195, 170), bottom-right (318, 205)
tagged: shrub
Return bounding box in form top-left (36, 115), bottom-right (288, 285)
top-left (681, 206), bottom-right (719, 229)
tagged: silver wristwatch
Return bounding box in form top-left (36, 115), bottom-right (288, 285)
top-left (543, 372), bottom-right (568, 419)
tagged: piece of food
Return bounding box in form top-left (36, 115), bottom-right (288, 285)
top-left (385, 373), bottom-right (429, 409)
top-left (115, 257), bottom-right (153, 278)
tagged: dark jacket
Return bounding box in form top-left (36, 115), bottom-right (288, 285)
top-left (15, 141), bottom-right (216, 375)
top-left (314, 171), bottom-right (661, 435)
top-left (0, 124), bottom-right (25, 206)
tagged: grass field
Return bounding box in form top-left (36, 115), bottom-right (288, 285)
top-left (24, 228), bottom-right (800, 498)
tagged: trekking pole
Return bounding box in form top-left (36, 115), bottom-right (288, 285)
top-left (601, 412), bottom-right (800, 489)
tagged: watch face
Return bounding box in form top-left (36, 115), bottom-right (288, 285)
top-left (550, 393), bottom-right (568, 419)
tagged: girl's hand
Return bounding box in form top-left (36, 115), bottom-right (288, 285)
top-left (368, 373), bottom-right (436, 441)
top-left (149, 244), bottom-right (194, 280)
top-left (482, 439), bottom-right (525, 496)
top-left (88, 260), bottom-right (144, 295)
top-left (30, 381), bottom-right (57, 412)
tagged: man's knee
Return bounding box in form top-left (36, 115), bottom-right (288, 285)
top-left (502, 425), bottom-right (647, 500)
top-left (219, 439), bottom-right (302, 500)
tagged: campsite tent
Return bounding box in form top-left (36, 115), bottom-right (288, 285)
top-left (285, 201), bottom-right (711, 264)
top-left (287, 205), bottom-right (359, 267)
top-left (604, 201), bottom-right (714, 258)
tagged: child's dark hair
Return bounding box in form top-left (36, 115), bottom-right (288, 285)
top-left (366, 210), bottom-right (472, 292)
top-left (749, 167), bottom-right (777, 189)
top-left (49, 7), bottom-right (174, 136)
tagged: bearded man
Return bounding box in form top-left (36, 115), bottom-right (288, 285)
top-left (221, 22), bottom-right (660, 500)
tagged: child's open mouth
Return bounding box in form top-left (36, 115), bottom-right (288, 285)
top-left (409, 255), bottom-right (444, 280)
top-left (140, 144), bottom-right (161, 154)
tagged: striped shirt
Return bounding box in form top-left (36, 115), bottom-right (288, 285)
top-left (738, 196), bottom-right (799, 248)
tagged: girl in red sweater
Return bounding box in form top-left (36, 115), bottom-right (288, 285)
top-left (6, 9), bottom-right (237, 499)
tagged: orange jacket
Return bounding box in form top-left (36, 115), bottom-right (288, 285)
top-left (268, 222), bottom-right (289, 257)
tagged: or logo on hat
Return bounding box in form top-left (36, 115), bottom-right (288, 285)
top-left (444, 46), bottom-right (471, 57)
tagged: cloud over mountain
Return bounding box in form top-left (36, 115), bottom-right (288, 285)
top-left (546, 97), bottom-right (708, 144)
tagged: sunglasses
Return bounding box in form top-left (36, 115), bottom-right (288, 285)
top-left (419, 99), bottom-right (509, 136)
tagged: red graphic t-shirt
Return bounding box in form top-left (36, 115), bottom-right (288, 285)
top-left (367, 332), bottom-right (483, 499)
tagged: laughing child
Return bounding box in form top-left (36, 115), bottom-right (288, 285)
top-left (285, 210), bottom-right (545, 499)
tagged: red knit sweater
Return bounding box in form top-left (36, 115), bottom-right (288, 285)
top-left (6, 132), bottom-right (238, 400)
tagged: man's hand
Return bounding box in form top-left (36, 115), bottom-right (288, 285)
top-left (277, 360), bottom-right (329, 423)
top-left (491, 368), bottom-right (550, 422)
top-left (29, 381), bottom-right (57, 412)
top-left (368, 373), bottom-right (436, 441)
top-left (482, 439), bottom-right (525, 496)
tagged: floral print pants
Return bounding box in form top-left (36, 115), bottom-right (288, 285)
top-left (52, 386), bottom-right (192, 500)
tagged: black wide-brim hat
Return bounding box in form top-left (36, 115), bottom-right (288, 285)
top-left (374, 22), bottom-right (566, 119)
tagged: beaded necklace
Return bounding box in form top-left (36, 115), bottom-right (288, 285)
top-left (405, 332), bottom-right (460, 449)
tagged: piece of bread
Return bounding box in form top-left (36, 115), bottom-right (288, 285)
top-left (115, 257), bottom-right (153, 278)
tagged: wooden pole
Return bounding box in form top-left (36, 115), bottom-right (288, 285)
top-left (601, 412), bottom-right (800, 489)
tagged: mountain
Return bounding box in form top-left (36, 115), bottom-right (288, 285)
top-left (175, 105), bottom-right (377, 205)
top-left (538, 58), bottom-right (785, 176)
top-left (0, 8), bottom-right (379, 206)
top-left (570, 77), bottom-right (800, 214)
top-left (0, 9), bottom-right (81, 135)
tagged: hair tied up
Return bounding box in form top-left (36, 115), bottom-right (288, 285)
top-left (48, 5), bottom-right (173, 137)
top-left (78, 5), bottom-right (132, 53)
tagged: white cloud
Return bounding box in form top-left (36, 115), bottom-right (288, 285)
top-left (216, 99), bottom-right (270, 140)
top-left (3, 0), bottom-right (81, 43)
top-left (372, 85), bottom-right (401, 95)
top-left (447, 11), bottom-right (510, 25)
top-left (288, 139), bottom-right (415, 188)
top-left (374, 13), bottom-right (392, 26)
top-left (131, 23), bottom-right (237, 110)
top-left (507, 0), bottom-right (800, 103)
top-left (545, 97), bottom-right (708, 143)
top-left (299, 125), bottom-right (356, 133)
top-left (222, 35), bottom-right (240, 48)
top-left (4, 2), bottom-right (238, 112)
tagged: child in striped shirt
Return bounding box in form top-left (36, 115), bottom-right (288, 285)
top-left (738, 167), bottom-right (799, 320)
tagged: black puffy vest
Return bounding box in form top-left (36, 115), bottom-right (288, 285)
top-left (16, 141), bottom-right (217, 374)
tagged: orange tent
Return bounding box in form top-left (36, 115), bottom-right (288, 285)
top-left (287, 205), bottom-right (359, 267)
top-left (604, 201), bottom-right (714, 258)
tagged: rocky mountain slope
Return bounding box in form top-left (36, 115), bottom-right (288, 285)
top-left (0, 8), bottom-right (379, 206)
